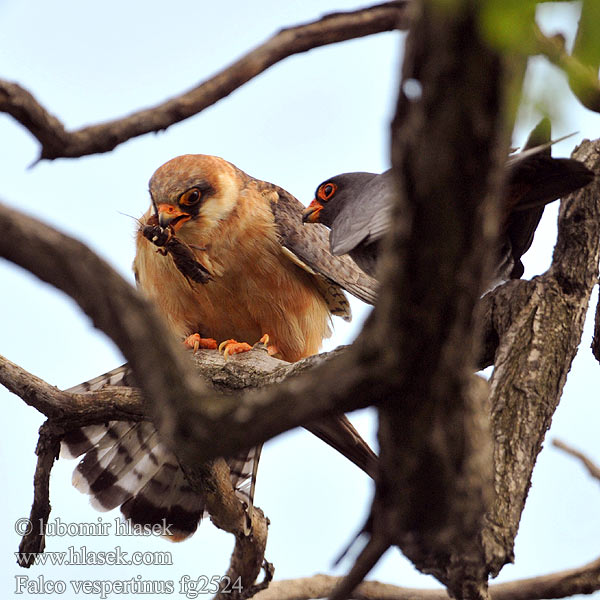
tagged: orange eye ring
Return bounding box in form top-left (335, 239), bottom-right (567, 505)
top-left (317, 182), bottom-right (337, 201)
top-left (179, 188), bottom-right (202, 207)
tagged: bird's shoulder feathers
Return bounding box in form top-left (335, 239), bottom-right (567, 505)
top-left (257, 180), bottom-right (378, 308)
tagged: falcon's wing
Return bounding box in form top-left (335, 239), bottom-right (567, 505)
top-left (502, 121), bottom-right (593, 278)
top-left (506, 122), bottom-right (592, 212)
top-left (62, 364), bottom-right (258, 541)
top-left (506, 153), bottom-right (594, 212)
top-left (330, 171), bottom-right (394, 257)
top-left (263, 182), bottom-right (378, 307)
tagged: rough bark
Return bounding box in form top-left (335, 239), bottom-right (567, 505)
top-left (331, 2), bottom-right (508, 598)
top-left (482, 139), bottom-right (600, 576)
top-left (16, 423), bottom-right (62, 567)
top-left (253, 557), bottom-right (600, 600)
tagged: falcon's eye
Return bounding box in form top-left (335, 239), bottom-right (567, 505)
top-left (179, 188), bottom-right (202, 207)
top-left (318, 182), bottom-right (337, 201)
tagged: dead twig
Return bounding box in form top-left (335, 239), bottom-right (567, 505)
top-left (553, 439), bottom-right (600, 483)
top-left (0, 2), bottom-right (410, 161)
top-left (16, 423), bottom-right (62, 567)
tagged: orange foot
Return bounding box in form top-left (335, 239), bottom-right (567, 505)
top-left (218, 334), bottom-right (275, 359)
top-left (255, 334), bottom-right (280, 357)
top-left (184, 334), bottom-right (218, 353)
top-left (218, 339), bottom-right (253, 359)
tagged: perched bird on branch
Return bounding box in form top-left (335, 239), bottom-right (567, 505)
top-left (63, 154), bottom-right (378, 541)
top-left (303, 123), bottom-right (594, 280)
top-left (136, 154), bottom-right (376, 359)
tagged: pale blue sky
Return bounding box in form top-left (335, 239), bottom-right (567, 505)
top-left (1, 2), bottom-right (599, 599)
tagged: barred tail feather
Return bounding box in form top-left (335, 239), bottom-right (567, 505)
top-left (60, 423), bottom-right (116, 459)
top-left (230, 444), bottom-right (262, 526)
top-left (121, 466), bottom-right (204, 542)
top-left (65, 363), bottom-right (134, 394)
top-left (87, 426), bottom-right (165, 512)
top-left (61, 365), bottom-right (260, 542)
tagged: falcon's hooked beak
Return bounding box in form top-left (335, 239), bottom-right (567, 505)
top-left (302, 199), bottom-right (323, 224)
top-left (156, 203), bottom-right (191, 231)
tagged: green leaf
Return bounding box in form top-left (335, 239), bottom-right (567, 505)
top-left (479, 0), bottom-right (537, 53)
top-left (573, 0), bottom-right (600, 71)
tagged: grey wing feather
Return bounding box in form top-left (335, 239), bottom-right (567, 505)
top-left (330, 171), bottom-right (394, 256)
top-left (267, 183), bottom-right (378, 306)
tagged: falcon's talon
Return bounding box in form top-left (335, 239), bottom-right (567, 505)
top-left (218, 339), bottom-right (233, 353)
top-left (218, 339), bottom-right (253, 359)
top-left (184, 334), bottom-right (217, 354)
top-left (252, 334), bottom-right (280, 357)
top-left (252, 333), bottom-right (270, 350)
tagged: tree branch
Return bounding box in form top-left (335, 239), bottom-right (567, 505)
top-left (0, 353), bottom-right (147, 425)
top-left (335, 1), bottom-right (509, 597)
top-left (482, 139), bottom-right (600, 576)
top-left (0, 198), bottom-right (393, 470)
top-left (16, 422), bottom-right (62, 567)
top-left (476, 279), bottom-right (532, 370)
top-left (179, 459), bottom-right (270, 599)
top-left (0, 325), bottom-right (378, 462)
top-left (552, 439), bottom-right (600, 483)
top-left (0, 2), bottom-right (410, 161)
top-left (253, 557), bottom-right (600, 600)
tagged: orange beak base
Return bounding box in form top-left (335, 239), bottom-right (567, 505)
top-left (157, 204), bottom-right (191, 231)
top-left (302, 199), bottom-right (323, 223)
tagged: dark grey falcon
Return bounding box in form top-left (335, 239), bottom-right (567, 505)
top-left (303, 123), bottom-right (594, 280)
